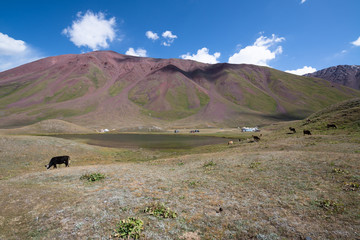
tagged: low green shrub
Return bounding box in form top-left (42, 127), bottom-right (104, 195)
top-left (144, 203), bottom-right (177, 218)
top-left (316, 199), bottom-right (344, 213)
top-left (203, 161), bottom-right (216, 168)
top-left (187, 180), bottom-right (199, 188)
top-left (80, 172), bottom-right (105, 182)
top-left (332, 168), bottom-right (349, 174)
top-left (343, 182), bottom-right (359, 191)
top-left (249, 162), bottom-right (261, 169)
top-left (112, 217), bottom-right (143, 239)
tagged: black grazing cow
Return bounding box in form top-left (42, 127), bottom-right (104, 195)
top-left (289, 127), bottom-right (296, 133)
top-left (303, 130), bottom-right (312, 135)
top-left (45, 156), bottom-right (70, 169)
top-left (327, 123), bottom-right (337, 129)
top-left (252, 135), bottom-right (261, 142)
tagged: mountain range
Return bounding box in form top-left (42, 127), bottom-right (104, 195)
top-left (305, 65), bottom-right (360, 90)
top-left (0, 51), bottom-right (359, 129)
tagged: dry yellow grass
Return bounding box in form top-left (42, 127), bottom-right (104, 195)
top-left (0, 124), bottom-right (359, 239)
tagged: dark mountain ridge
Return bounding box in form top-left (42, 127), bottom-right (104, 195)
top-left (305, 65), bottom-right (360, 90)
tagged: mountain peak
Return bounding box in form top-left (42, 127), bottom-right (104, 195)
top-left (305, 65), bottom-right (360, 90)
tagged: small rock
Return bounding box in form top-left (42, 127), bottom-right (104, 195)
top-left (216, 207), bottom-right (223, 213)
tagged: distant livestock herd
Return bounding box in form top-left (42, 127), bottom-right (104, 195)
top-left (289, 122), bottom-right (337, 137)
top-left (228, 134), bottom-right (262, 145)
top-left (227, 122), bottom-right (338, 146)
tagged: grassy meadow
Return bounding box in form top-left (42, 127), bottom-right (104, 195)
top-left (0, 100), bottom-right (359, 239)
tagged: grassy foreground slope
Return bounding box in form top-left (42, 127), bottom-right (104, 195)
top-left (0, 100), bottom-right (359, 239)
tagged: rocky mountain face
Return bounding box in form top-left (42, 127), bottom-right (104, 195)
top-left (0, 51), bottom-right (359, 129)
top-left (305, 65), bottom-right (360, 90)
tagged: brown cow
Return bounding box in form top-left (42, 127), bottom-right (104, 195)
top-left (303, 130), bottom-right (311, 135)
top-left (327, 124), bottom-right (337, 129)
top-left (252, 135), bottom-right (261, 142)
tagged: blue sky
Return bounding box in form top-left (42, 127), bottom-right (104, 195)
top-left (1, 0), bottom-right (359, 74)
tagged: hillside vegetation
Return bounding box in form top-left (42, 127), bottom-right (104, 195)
top-left (305, 98), bottom-right (360, 130)
top-left (0, 119), bottom-right (94, 135)
top-left (0, 51), bottom-right (359, 129)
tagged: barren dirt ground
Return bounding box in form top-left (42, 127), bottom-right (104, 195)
top-left (0, 125), bottom-right (359, 239)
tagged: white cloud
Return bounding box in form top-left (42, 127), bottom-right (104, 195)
top-left (300, 0), bottom-right (307, 4)
top-left (333, 49), bottom-right (348, 58)
top-left (228, 34), bottom-right (285, 66)
top-left (162, 31), bottom-right (177, 39)
top-left (0, 33), bottom-right (27, 55)
top-left (62, 11), bottom-right (116, 51)
top-left (145, 31), bottom-right (159, 40)
top-left (161, 30), bottom-right (177, 46)
top-left (0, 32), bottom-right (42, 72)
top-left (351, 36), bottom-right (360, 46)
top-left (285, 66), bottom-right (316, 75)
top-left (180, 47), bottom-right (220, 64)
top-left (125, 47), bottom-right (147, 57)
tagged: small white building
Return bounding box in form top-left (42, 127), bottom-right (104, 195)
top-left (98, 128), bottom-right (110, 133)
top-left (241, 127), bottom-right (260, 132)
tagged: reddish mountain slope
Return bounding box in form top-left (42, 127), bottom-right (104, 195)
top-left (0, 51), bottom-right (359, 129)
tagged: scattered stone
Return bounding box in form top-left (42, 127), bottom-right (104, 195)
top-left (216, 207), bottom-right (223, 213)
